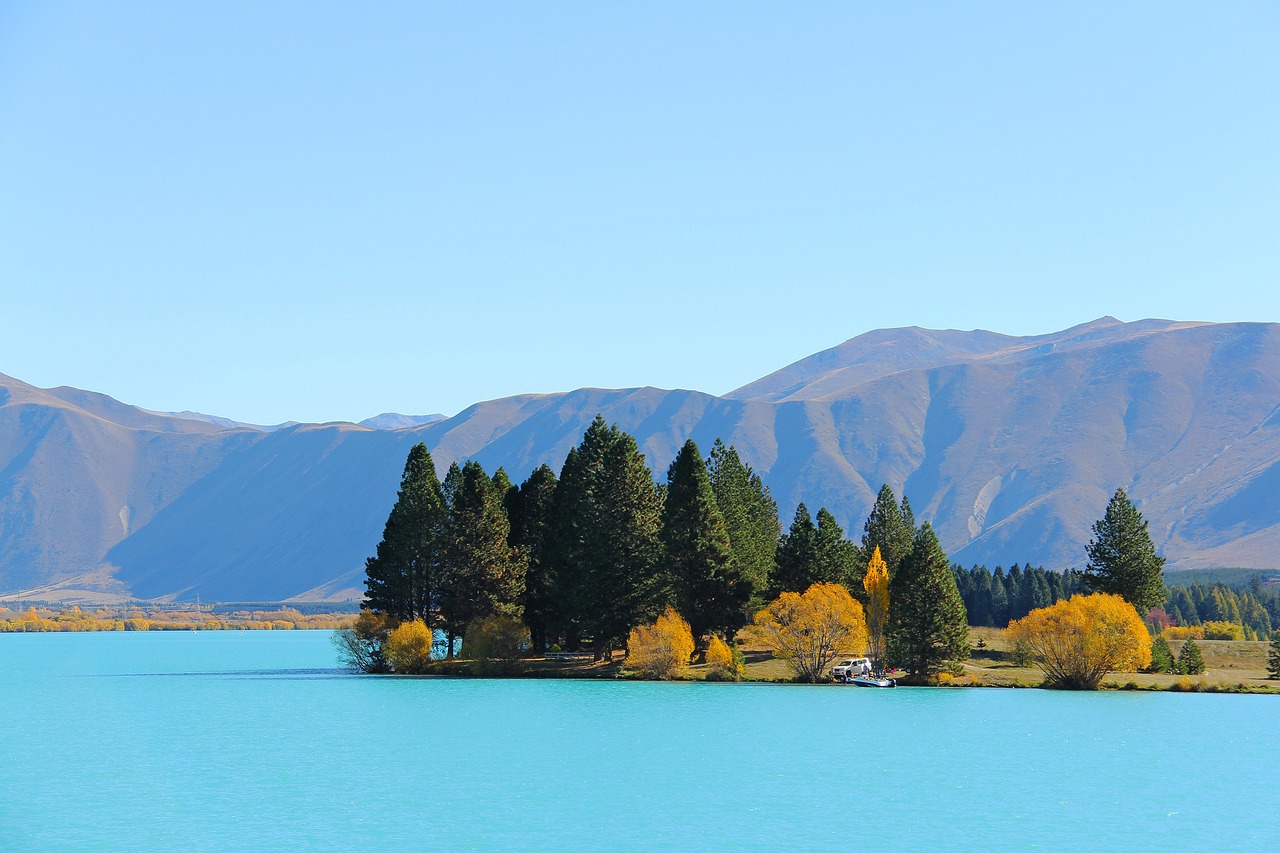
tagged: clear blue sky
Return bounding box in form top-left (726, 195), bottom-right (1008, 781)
top-left (2, 2), bottom-right (1277, 425)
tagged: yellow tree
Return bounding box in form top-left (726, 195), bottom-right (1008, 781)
top-left (704, 634), bottom-right (744, 681)
top-left (1007, 593), bottom-right (1151, 689)
top-left (750, 583), bottom-right (868, 682)
top-left (386, 618), bottom-right (435, 674)
top-left (863, 546), bottom-right (890, 667)
top-left (626, 607), bottom-right (696, 679)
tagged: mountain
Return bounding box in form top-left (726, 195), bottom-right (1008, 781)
top-left (358, 413), bottom-right (448, 430)
top-left (2, 318), bottom-right (1278, 603)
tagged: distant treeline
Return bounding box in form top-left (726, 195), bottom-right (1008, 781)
top-left (952, 565), bottom-right (1090, 628)
top-left (0, 605), bottom-right (355, 632)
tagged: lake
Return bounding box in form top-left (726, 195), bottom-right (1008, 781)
top-left (2, 631), bottom-right (1277, 850)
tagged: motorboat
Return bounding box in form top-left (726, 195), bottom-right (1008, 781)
top-left (848, 674), bottom-right (896, 688)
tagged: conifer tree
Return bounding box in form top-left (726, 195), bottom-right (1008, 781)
top-left (662, 440), bottom-right (748, 643)
top-left (363, 443), bottom-right (446, 623)
top-left (1177, 637), bottom-right (1205, 675)
top-left (1084, 488), bottom-right (1166, 612)
top-left (1268, 629), bottom-right (1280, 680)
top-left (860, 485), bottom-right (917, 582)
top-left (771, 504), bottom-right (819, 596)
top-left (706, 440), bottom-right (780, 609)
top-left (509, 464), bottom-right (558, 654)
top-left (813, 508), bottom-right (859, 590)
top-left (437, 460), bottom-right (526, 655)
top-left (887, 523), bottom-right (969, 677)
top-left (1148, 635), bottom-right (1175, 674)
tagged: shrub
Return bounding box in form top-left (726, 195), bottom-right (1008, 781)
top-left (1177, 638), bottom-right (1206, 675)
top-left (464, 613), bottom-right (531, 676)
top-left (1201, 621), bottom-right (1244, 641)
top-left (1163, 625), bottom-right (1204, 641)
top-left (332, 610), bottom-right (392, 673)
top-left (748, 583), bottom-right (868, 683)
top-left (386, 619), bottom-right (435, 674)
top-left (1010, 638), bottom-right (1035, 667)
top-left (626, 608), bottom-right (695, 679)
top-left (704, 635), bottom-right (744, 681)
top-left (1007, 593), bottom-right (1151, 690)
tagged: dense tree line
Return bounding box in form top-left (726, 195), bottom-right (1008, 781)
top-left (953, 565), bottom-right (1090, 628)
top-left (1161, 580), bottom-right (1277, 640)
top-left (359, 416), bottom-right (969, 674)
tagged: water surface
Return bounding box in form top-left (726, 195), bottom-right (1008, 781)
top-left (2, 631), bottom-right (1276, 850)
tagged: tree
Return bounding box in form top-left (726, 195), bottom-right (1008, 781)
top-left (1083, 488), bottom-right (1166, 612)
top-left (1177, 637), bottom-right (1206, 675)
top-left (626, 607), bottom-right (695, 679)
top-left (704, 634), bottom-right (744, 681)
top-left (813, 508), bottom-right (859, 590)
top-left (749, 583), bottom-right (868, 683)
top-left (386, 619), bottom-right (435, 674)
top-left (706, 440), bottom-right (780, 609)
top-left (1268, 629), bottom-right (1280, 680)
top-left (363, 443), bottom-right (446, 622)
top-left (771, 504), bottom-right (819, 596)
top-left (860, 485), bottom-right (916, 581)
top-left (887, 524), bottom-right (969, 677)
top-left (863, 546), bottom-right (890, 666)
top-left (661, 440), bottom-right (748, 643)
top-left (464, 613), bottom-right (531, 676)
top-left (437, 460), bottom-right (527, 655)
top-left (509, 464), bottom-right (558, 653)
top-left (549, 416), bottom-right (663, 659)
top-left (1148, 635), bottom-right (1176, 674)
top-left (1007, 593), bottom-right (1152, 689)
top-left (331, 610), bottom-right (392, 673)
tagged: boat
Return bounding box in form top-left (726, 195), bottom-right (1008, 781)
top-left (848, 674), bottom-right (896, 688)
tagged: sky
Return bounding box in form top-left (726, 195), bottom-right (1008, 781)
top-left (1, 2), bottom-right (1277, 425)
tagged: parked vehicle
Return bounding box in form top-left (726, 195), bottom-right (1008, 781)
top-left (830, 657), bottom-right (872, 679)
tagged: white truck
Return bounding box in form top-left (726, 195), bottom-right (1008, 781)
top-left (829, 657), bottom-right (873, 680)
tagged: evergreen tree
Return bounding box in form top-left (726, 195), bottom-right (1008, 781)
top-left (437, 460), bottom-right (526, 655)
top-left (1084, 488), bottom-right (1166, 612)
top-left (771, 504), bottom-right (819, 596)
top-left (1177, 637), bottom-right (1205, 675)
top-left (509, 464), bottom-right (558, 653)
top-left (887, 523), bottom-right (969, 677)
top-left (706, 440), bottom-right (780, 610)
top-left (1148, 635), bottom-right (1175, 674)
top-left (363, 443), bottom-right (445, 623)
top-left (860, 485), bottom-right (916, 582)
top-left (661, 440), bottom-right (747, 643)
top-left (813, 508), bottom-right (859, 590)
top-left (1268, 629), bottom-right (1280, 680)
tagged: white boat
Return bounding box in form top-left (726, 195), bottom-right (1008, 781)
top-left (848, 674), bottom-right (896, 688)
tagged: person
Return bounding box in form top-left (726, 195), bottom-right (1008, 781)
top-left (860, 660), bottom-right (870, 677)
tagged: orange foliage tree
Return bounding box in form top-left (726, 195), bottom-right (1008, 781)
top-left (386, 618), bottom-right (435, 674)
top-left (626, 607), bottom-right (695, 679)
top-left (750, 583), bottom-right (868, 682)
top-left (1008, 593), bottom-right (1151, 689)
top-left (704, 634), bottom-right (743, 681)
top-left (862, 546), bottom-right (890, 666)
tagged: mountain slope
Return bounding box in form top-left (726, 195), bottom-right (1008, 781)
top-left (2, 318), bottom-right (1278, 602)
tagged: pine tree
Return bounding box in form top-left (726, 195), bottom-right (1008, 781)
top-left (661, 440), bottom-right (748, 644)
top-left (860, 485), bottom-right (917, 582)
top-left (887, 523), bottom-right (969, 677)
top-left (771, 504), bottom-right (819, 596)
top-left (1177, 637), bottom-right (1205, 675)
top-left (706, 440), bottom-right (780, 610)
top-left (509, 464), bottom-right (558, 653)
top-left (363, 443), bottom-right (446, 623)
top-left (1084, 488), bottom-right (1166, 612)
top-left (437, 460), bottom-right (526, 655)
top-left (813, 508), bottom-right (859, 590)
top-left (1148, 635), bottom-right (1175, 673)
top-left (1267, 629), bottom-right (1280, 680)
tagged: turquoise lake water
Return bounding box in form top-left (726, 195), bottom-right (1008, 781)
top-left (2, 631), bottom-right (1278, 851)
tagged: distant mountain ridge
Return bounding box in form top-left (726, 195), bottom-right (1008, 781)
top-left (2, 317), bottom-right (1277, 603)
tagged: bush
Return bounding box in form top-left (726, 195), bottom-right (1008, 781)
top-left (626, 608), bottom-right (695, 679)
top-left (704, 635), bottom-right (744, 681)
top-left (464, 613), bottom-right (531, 676)
top-left (332, 610), bottom-right (392, 673)
top-left (1008, 593), bottom-right (1151, 690)
top-left (1201, 621), bottom-right (1244, 641)
top-left (1010, 638), bottom-right (1035, 667)
top-left (1163, 625), bottom-right (1204, 641)
top-left (386, 619), bottom-right (435, 674)
top-left (1177, 638), bottom-right (1206, 675)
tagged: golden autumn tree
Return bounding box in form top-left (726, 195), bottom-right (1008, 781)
top-left (1007, 593), bottom-right (1151, 690)
top-left (750, 582), bottom-right (868, 682)
top-left (704, 634), bottom-right (744, 681)
top-left (863, 546), bottom-right (890, 667)
top-left (386, 618), bottom-right (435, 674)
top-left (626, 607), bottom-right (695, 679)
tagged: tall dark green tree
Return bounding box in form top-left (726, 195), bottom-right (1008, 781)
top-left (1177, 637), bottom-right (1205, 675)
top-left (1268, 629), bottom-right (1280, 680)
top-left (813, 508), bottom-right (859, 591)
top-left (887, 523), bottom-right (969, 677)
top-left (662, 439), bottom-right (748, 643)
top-left (1084, 488), bottom-right (1166, 612)
top-left (706, 440), bottom-right (780, 610)
top-left (549, 416), bottom-right (663, 659)
top-left (363, 443), bottom-right (445, 623)
top-left (860, 485), bottom-right (917, 583)
top-left (437, 460), bottom-right (526, 656)
top-left (509, 464), bottom-right (559, 653)
top-left (771, 503), bottom-right (819, 596)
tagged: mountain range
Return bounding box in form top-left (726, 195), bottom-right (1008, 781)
top-left (2, 316), bottom-right (1277, 603)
